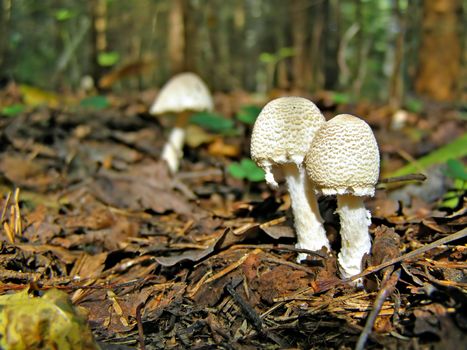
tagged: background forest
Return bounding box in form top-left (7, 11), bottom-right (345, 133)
top-left (0, 0), bottom-right (464, 105)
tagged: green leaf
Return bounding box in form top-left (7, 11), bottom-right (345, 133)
top-left (240, 158), bottom-right (265, 182)
top-left (54, 9), bottom-right (75, 21)
top-left (227, 159), bottom-right (264, 182)
top-left (97, 51), bottom-right (120, 67)
top-left (236, 105), bottom-right (261, 125)
top-left (79, 95), bottom-right (110, 110)
top-left (227, 162), bottom-right (247, 180)
top-left (390, 133), bottom-right (467, 177)
top-left (1, 104), bottom-right (26, 117)
top-left (404, 98), bottom-right (424, 113)
top-left (277, 47), bottom-right (295, 59)
top-left (190, 112), bottom-right (235, 134)
top-left (444, 159), bottom-right (467, 181)
top-left (331, 92), bottom-right (351, 105)
top-left (259, 52), bottom-right (277, 64)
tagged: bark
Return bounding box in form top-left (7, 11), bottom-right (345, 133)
top-left (414, 0), bottom-right (462, 101)
top-left (90, 0), bottom-right (108, 84)
top-left (323, 0), bottom-right (340, 90)
top-left (168, 0), bottom-right (186, 74)
top-left (388, 0), bottom-right (406, 108)
top-left (0, 0), bottom-right (11, 73)
top-left (290, 0), bottom-right (310, 90)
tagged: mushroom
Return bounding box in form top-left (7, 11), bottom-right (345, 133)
top-left (250, 97), bottom-right (330, 261)
top-left (305, 114), bottom-right (380, 280)
top-left (150, 72), bottom-right (214, 173)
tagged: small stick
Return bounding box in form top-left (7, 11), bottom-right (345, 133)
top-left (225, 279), bottom-right (263, 331)
top-left (136, 302), bottom-right (146, 350)
top-left (355, 269), bottom-right (401, 350)
top-left (378, 173), bottom-right (426, 184)
top-left (346, 227), bottom-right (467, 284)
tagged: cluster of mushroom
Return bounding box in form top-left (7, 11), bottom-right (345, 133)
top-left (250, 97), bottom-right (380, 281)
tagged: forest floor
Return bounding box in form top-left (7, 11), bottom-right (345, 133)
top-left (0, 84), bottom-right (465, 349)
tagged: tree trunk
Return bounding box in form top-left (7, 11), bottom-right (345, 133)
top-left (90, 0), bottom-right (108, 85)
top-left (0, 0), bottom-right (11, 74)
top-left (388, 0), bottom-right (406, 108)
top-left (414, 0), bottom-right (462, 101)
top-left (323, 0), bottom-right (340, 90)
top-left (168, 0), bottom-right (186, 74)
top-left (291, 0), bottom-right (310, 90)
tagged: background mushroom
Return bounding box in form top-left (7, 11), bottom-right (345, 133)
top-left (305, 114), bottom-right (380, 280)
top-left (250, 96), bottom-right (330, 261)
top-left (150, 72), bottom-right (214, 173)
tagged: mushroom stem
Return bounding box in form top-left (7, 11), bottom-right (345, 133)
top-left (336, 194), bottom-right (372, 279)
top-left (282, 164), bottom-right (330, 262)
top-left (161, 111), bottom-right (191, 173)
top-left (161, 127), bottom-right (185, 173)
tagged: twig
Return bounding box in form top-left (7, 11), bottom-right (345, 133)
top-left (136, 302), bottom-right (146, 350)
top-left (378, 173), bottom-right (427, 184)
top-left (345, 227), bottom-right (467, 284)
top-left (225, 279), bottom-right (263, 331)
top-left (355, 269), bottom-right (401, 350)
top-left (230, 244), bottom-right (327, 259)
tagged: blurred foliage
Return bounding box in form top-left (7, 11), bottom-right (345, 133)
top-left (440, 159), bottom-right (467, 209)
top-left (0, 0), bottom-right (438, 102)
top-left (190, 112), bottom-right (236, 135)
top-left (1, 104), bottom-right (26, 117)
top-left (236, 105), bottom-right (262, 125)
top-left (97, 51), bottom-right (120, 67)
top-left (390, 133), bottom-right (467, 177)
top-left (79, 95), bottom-right (110, 110)
top-left (228, 158), bottom-right (264, 182)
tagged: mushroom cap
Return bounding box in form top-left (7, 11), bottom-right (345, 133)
top-left (250, 97), bottom-right (325, 169)
top-left (150, 72), bottom-right (214, 115)
top-left (305, 114), bottom-right (380, 197)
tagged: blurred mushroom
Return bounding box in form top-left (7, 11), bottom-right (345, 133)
top-left (306, 114), bottom-right (380, 281)
top-left (150, 72), bottom-right (214, 173)
top-left (250, 97), bottom-right (330, 261)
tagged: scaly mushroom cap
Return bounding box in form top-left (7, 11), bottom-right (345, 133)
top-left (306, 114), bottom-right (380, 197)
top-left (150, 72), bottom-right (213, 115)
top-left (251, 97), bottom-right (325, 170)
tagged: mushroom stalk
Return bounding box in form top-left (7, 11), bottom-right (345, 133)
top-left (336, 194), bottom-right (372, 279)
top-left (161, 111), bottom-right (191, 173)
top-left (282, 164), bottom-right (330, 262)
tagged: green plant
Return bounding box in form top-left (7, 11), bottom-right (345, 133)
top-left (1, 104), bottom-right (26, 117)
top-left (228, 158), bottom-right (264, 182)
top-left (79, 95), bottom-right (110, 110)
top-left (440, 159), bottom-right (467, 209)
top-left (236, 105), bottom-right (262, 125)
top-left (97, 51), bottom-right (120, 67)
top-left (190, 112), bottom-right (236, 135)
top-left (390, 133), bottom-right (467, 177)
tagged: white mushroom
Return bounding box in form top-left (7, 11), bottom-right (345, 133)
top-left (150, 72), bottom-right (214, 173)
top-left (250, 97), bottom-right (330, 261)
top-left (305, 114), bottom-right (380, 280)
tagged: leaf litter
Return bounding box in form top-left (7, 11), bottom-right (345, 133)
top-left (0, 90), bottom-right (465, 349)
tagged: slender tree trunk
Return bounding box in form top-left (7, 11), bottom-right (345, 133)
top-left (168, 0), bottom-right (186, 74)
top-left (415, 0), bottom-right (462, 101)
top-left (323, 0), bottom-right (340, 90)
top-left (309, 0), bottom-right (325, 91)
top-left (388, 0), bottom-right (406, 108)
top-left (90, 0), bottom-right (108, 85)
top-left (291, 0), bottom-right (310, 90)
top-left (0, 0), bottom-right (11, 74)
top-left (183, 0), bottom-right (197, 73)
